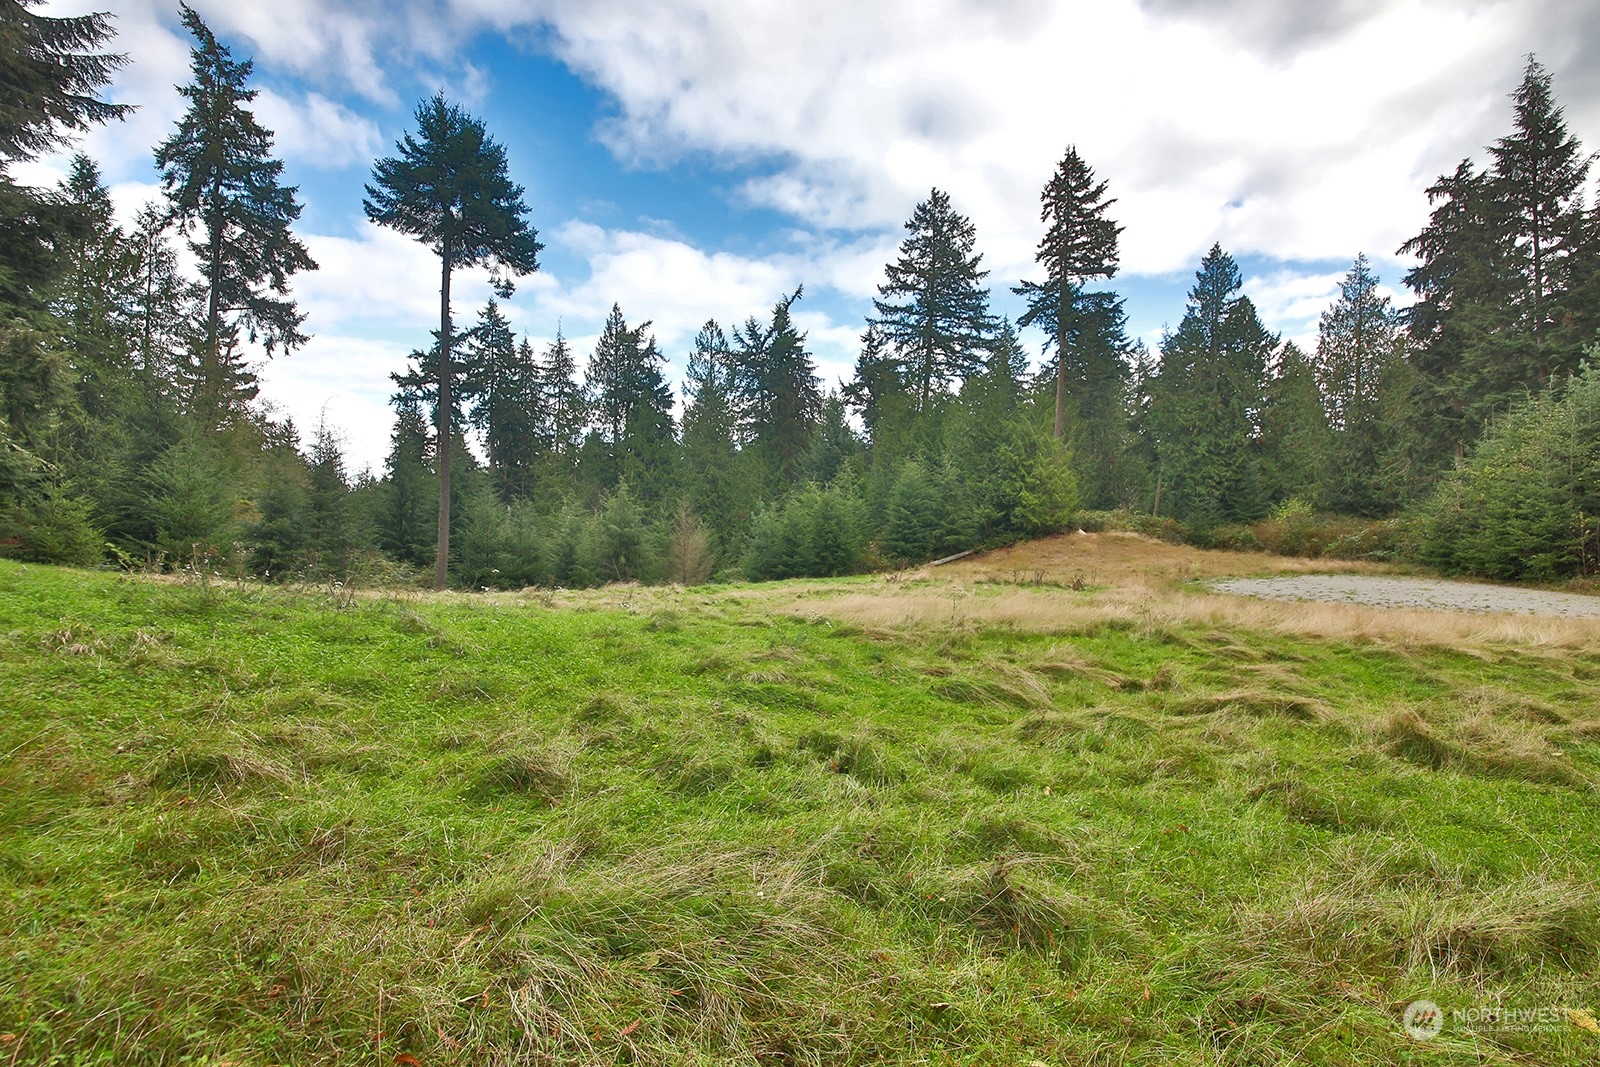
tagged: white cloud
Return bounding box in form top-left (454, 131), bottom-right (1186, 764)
top-left (445, 0), bottom-right (1599, 285)
top-left (253, 90), bottom-right (383, 169)
top-left (256, 335), bottom-right (413, 474)
top-left (529, 221), bottom-right (871, 365)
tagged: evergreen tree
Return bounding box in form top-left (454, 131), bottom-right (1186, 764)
top-left (378, 392), bottom-right (434, 567)
top-left (681, 319), bottom-right (748, 544)
top-left (1314, 255), bottom-right (1403, 514)
top-left (587, 304), bottom-right (647, 446)
top-left (1397, 160), bottom-right (1504, 463)
top-left (801, 391), bottom-right (860, 485)
top-left (0, 0), bottom-right (128, 519)
top-left (538, 328), bottom-right (587, 475)
top-left (365, 92), bottom-right (542, 589)
top-left (461, 299), bottom-right (537, 500)
top-left (1149, 245), bottom-right (1277, 526)
top-left (303, 419), bottom-right (366, 577)
top-left (156, 4), bottom-right (316, 427)
top-left (0, 1), bottom-right (130, 166)
top-left (1016, 146), bottom-right (1122, 440)
top-left (734, 288), bottom-right (822, 484)
top-left (583, 303), bottom-right (676, 497)
top-left (950, 320), bottom-right (1027, 537)
top-left (1259, 343), bottom-right (1330, 507)
top-left (0, 0), bottom-right (129, 311)
top-left (869, 188), bottom-right (995, 411)
top-left (843, 323), bottom-right (916, 461)
top-left (1487, 57), bottom-right (1590, 368)
top-left (1398, 58), bottom-right (1594, 468)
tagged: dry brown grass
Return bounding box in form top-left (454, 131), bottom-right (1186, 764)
top-left (760, 533), bottom-right (1600, 654)
top-left (379, 531), bottom-right (1600, 655)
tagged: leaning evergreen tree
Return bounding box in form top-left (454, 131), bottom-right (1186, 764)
top-left (364, 93), bottom-right (542, 589)
top-left (1015, 146), bottom-right (1122, 440)
top-left (155, 3), bottom-right (316, 428)
top-left (869, 188), bottom-right (995, 412)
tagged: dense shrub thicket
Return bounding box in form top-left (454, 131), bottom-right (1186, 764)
top-left (1416, 364), bottom-right (1600, 580)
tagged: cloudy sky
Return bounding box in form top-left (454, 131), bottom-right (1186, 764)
top-left (27, 0), bottom-right (1600, 472)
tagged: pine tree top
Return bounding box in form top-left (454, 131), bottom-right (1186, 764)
top-left (364, 93), bottom-right (543, 281)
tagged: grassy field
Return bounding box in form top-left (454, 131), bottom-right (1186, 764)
top-left (2, 534), bottom-right (1599, 1065)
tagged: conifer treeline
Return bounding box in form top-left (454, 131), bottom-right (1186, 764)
top-left (2, 6), bottom-right (1596, 584)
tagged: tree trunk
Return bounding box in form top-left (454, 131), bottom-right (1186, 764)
top-left (434, 238), bottom-right (453, 592)
top-left (1053, 272), bottom-right (1068, 439)
top-left (205, 193), bottom-right (225, 429)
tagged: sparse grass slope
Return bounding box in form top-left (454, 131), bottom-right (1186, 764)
top-left (2, 542), bottom-right (1599, 1064)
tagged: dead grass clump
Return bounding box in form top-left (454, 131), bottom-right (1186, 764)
top-left (1407, 878), bottom-right (1600, 973)
top-left (1453, 710), bottom-right (1590, 787)
top-left (1032, 646), bottom-right (1133, 689)
top-left (1378, 706), bottom-right (1590, 786)
top-left (1013, 709), bottom-right (1089, 743)
top-left (430, 671), bottom-right (502, 703)
top-left (1252, 857), bottom-right (1600, 979)
top-left (1165, 689), bottom-right (1327, 722)
top-left (150, 746), bottom-right (294, 792)
top-left (923, 859), bottom-right (1091, 962)
top-left (1145, 662), bottom-right (1183, 691)
top-left (797, 729), bottom-right (905, 785)
top-left (1380, 708), bottom-right (1455, 770)
top-left (573, 691), bottom-right (633, 727)
top-left (476, 844), bottom-right (863, 1062)
top-left (472, 750), bottom-right (573, 804)
top-left (955, 814), bottom-right (1072, 859)
top-left (1246, 777), bottom-right (1385, 831)
top-left (392, 609), bottom-right (438, 635)
top-left (931, 667), bottom-right (1052, 710)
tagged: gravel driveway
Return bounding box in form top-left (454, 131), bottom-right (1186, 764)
top-left (1207, 574), bottom-right (1600, 618)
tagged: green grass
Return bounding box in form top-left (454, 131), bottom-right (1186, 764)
top-left (2, 560), bottom-right (1599, 1064)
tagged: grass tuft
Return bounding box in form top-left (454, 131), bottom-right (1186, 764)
top-left (471, 749), bottom-right (573, 803)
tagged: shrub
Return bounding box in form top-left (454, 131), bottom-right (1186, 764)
top-left (1412, 364), bottom-right (1600, 580)
top-left (4, 484), bottom-right (106, 565)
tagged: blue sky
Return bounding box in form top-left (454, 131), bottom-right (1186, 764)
top-left (28, 0), bottom-right (1600, 472)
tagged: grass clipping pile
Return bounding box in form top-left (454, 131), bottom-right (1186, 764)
top-left (1, 536), bottom-right (1599, 1065)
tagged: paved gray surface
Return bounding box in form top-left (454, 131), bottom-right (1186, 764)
top-left (1207, 575), bottom-right (1600, 618)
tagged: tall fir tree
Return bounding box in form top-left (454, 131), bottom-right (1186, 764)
top-left (1398, 58), bottom-right (1594, 468)
top-left (538, 328), bottom-right (587, 476)
top-left (735, 288), bottom-right (822, 486)
top-left (0, 0), bottom-right (130, 310)
top-left (843, 324), bottom-right (916, 462)
top-left (0, 0), bottom-right (128, 526)
top-left (378, 392), bottom-right (434, 567)
top-left (681, 320), bottom-right (749, 546)
top-left (869, 188), bottom-right (995, 411)
top-left (156, 4), bottom-right (316, 428)
top-left (1487, 57), bottom-right (1591, 369)
top-left (364, 93), bottom-right (542, 589)
top-left (583, 304), bottom-right (675, 497)
top-left (1149, 244), bottom-right (1277, 526)
top-left (461, 299), bottom-right (537, 501)
top-left (1015, 146), bottom-right (1122, 440)
top-left (1315, 255), bottom-right (1404, 514)
top-left (1259, 342), bottom-right (1330, 507)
